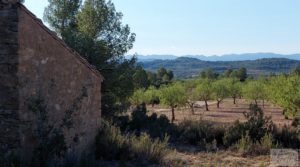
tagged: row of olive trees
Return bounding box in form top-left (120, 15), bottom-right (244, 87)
top-left (130, 73), bottom-right (300, 123)
top-left (130, 78), bottom-right (244, 123)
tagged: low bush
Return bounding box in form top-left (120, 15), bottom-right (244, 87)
top-left (176, 120), bottom-right (225, 149)
top-left (114, 103), bottom-right (175, 139)
top-left (131, 133), bottom-right (170, 164)
top-left (235, 132), bottom-right (274, 155)
top-left (273, 125), bottom-right (300, 148)
top-left (223, 104), bottom-right (274, 147)
top-left (95, 120), bottom-right (170, 164)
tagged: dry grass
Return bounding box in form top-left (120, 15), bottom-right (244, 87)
top-left (165, 145), bottom-right (270, 167)
top-left (148, 98), bottom-right (291, 127)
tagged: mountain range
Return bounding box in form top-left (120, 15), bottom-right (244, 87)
top-left (126, 53), bottom-right (300, 62)
top-left (140, 57), bottom-right (300, 79)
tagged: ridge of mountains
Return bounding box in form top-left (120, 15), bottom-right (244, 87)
top-left (139, 56), bottom-right (300, 79)
top-left (127, 53), bottom-right (300, 62)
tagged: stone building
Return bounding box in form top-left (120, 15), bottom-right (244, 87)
top-left (0, 0), bottom-right (103, 165)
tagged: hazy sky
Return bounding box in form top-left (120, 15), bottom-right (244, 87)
top-left (24, 0), bottom-right (300, 56)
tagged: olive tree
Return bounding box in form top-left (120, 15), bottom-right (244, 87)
top-left (159, 83), bottom-right (187, 123)
top-left (196, 79), bottom-right (213, 111)
top-left (212, 79), bottom-right (229, 108)
top-left (227, 78), bottom-right (242, 104)
top-left (184, 80), bottom-right (199, 114)
top-left (243, 80), bottom-right (267, 106)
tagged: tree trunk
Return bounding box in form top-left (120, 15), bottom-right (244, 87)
top-left (152, 103), bottom-right (155, 108)
top-left (190, 103), bottom-right (195, 115)
top-left (233, 97), bottom-right (236, 104)
top-left (254, 99), bottom-right (258, 105)
top-left (217, 101), bottom-right (220, 108)
top-left (205, 100), bottom-right (209, 111)
top-left (171, 107), bottom-right (175, 123)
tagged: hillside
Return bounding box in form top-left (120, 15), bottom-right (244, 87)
top-left (129, 53), bottom-right (300, 62)
top-left (141, 57), bottom-right (300, 78)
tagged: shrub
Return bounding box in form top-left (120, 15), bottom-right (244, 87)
top-left (236, 132), bottom-right (252, 153)
top-left (273, 125), bottom-right (300, 148)
top-left (235, 133), bottom-right (274, 155)
top-left (223, 104), bottom-right (274, 147)
top-left (125, 103), bottom-right (174, 139)
top-left (95, 120), bottom-right (170, 164)
top-left (176, 120), bottom-right (225, 148)
top-left (95, 121), bottom-right (132, 160)
top-left (131, 133), bottom-right (170, 164)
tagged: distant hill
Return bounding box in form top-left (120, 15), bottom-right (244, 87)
top-left (128, 53), bottom-right (300, 62)
top-left (141, 57), bottom-right (300, 79)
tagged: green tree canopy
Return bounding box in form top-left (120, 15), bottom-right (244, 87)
top-left (226, 78), bottom-right (242, 104)
top-left (159, 83), bottom-right (187, 123)
top-left (243, 80), bottom-right (267, 106)
top-left (212, 79), bottom-right (229, 108)
top-left (44, 0), bottom-right (136, 116)
top-left (196, 79), bottom-right (213, 111)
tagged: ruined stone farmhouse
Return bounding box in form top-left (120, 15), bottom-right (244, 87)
top-left (0, 0), bottom-right (103, 164)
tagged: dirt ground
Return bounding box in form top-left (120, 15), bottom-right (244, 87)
top-left (147, 98), bottom-right (292, 166)
top-left (148, 98), bottom-right (292, 127)
top-left (166, 145), bottom-right (271, 167)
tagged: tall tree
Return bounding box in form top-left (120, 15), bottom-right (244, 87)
top-left (44, 0), bottom-right (136, 116)
top-left (238, 67), bottom-right (248, 82)
top-left (44, 0), bottom-right (81, 43)
top-left (133, 67), bottom-right (149, 89)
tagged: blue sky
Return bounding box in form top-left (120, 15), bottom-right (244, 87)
top-left (24, 0), bottom-right (300, 56)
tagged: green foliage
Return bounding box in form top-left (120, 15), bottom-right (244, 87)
top-left (176, 120), bottom-right (225, 148)
top-left (144, 86), bottom-right (160, 106)
top-left (236, 132), bottom-right (252, 153)
top-left (223, 104), bottom-right (274, 147)
top-left (95, 120), bottom-right (170, 164)
top-left (243, 80), bottom-right (267, 105)
top-left (196, 79), bottom-right (213, 111)
top-left (44, 0), bottom-right (136, 117)
top-left (129, 89), bottom-right (146, 106)
top-left (133, 67), bottom-right (150, 89)
top-left (142, 57), bottom-right (299, 79)
top-left (131, 134), bottom-right (170, 164)
top-left (273, 125), bottom-right (300, 148)
top-left (226, 78), bottom-right (242, 104)
top-left (184, 80), bottom-right (199, 114)
top-left (147, 67), bottom-right (174, 88)
top-left (268, 75), bottom-right (300, 118)
top-left (159, 83), bottom-right (187, 122)
top-left (235, 132), bottom-right (274, 155)
top-left (200, 68), bottom-right (219, 79)
top-left (212, 79), bottom-right (229, 108)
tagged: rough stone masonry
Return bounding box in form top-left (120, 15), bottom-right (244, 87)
top-left (0, 0), bottom-right (103, 164)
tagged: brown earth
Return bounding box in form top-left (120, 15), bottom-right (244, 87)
top-left (148, 98), bottom-right (291, 166)
top-left (148, 98), bottom-right (292, 127)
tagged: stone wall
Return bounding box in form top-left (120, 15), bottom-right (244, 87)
top-left (0, 1), bottom-right (103, 165)
top-left (0, 0), bottom-right (20, 160)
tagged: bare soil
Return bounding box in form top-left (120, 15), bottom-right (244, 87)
top-left (148, 98), bottom-right (292, 127)
top-left (149, 99), bottom-right (290, 166)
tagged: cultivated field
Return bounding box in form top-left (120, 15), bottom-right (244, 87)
top-left (148, 98), bottom-right (292, 126)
